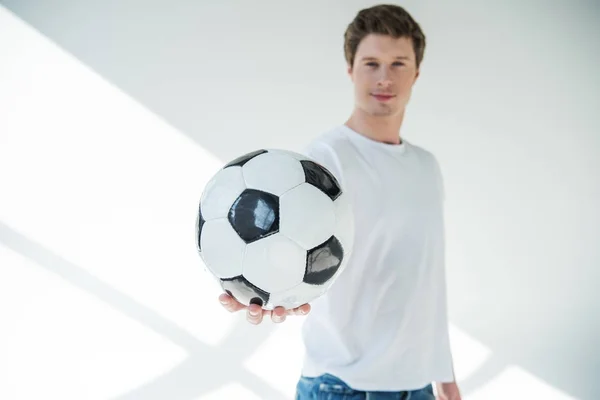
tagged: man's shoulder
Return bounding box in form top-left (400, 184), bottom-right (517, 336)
top-left (304, 126), bottom-right (349, 151)
top-left (299, 126), bottom-right (351, 184)
top-left (403, 139), bottom-right (431, 156)
top-left (406, 142), bottom-right (445, 197)
top-left (406, 141), bottom-right (441, 166)
top-left (301, 126), bottom-right (354, 161)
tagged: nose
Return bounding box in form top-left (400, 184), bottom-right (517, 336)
top-left (376, 68), bottom-right (393, 88)
top-left (377, 80), bottom-right (392, 89)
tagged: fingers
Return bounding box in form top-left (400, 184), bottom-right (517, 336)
top-left (246, 303), bottom-right (264, 325)
top-left (219, 293), bottom-right (246, 313)
top-left (219, 293), bottom-right (310, 324)
top-left (289, 303), bottom-right (311, 316)
top-left (298, 303), bottom-right (311, 315)
top-left (270, 306), bottom-right (287, 323)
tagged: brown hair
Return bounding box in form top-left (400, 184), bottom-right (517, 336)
top-left (344, 4), bottom-right (426, 69)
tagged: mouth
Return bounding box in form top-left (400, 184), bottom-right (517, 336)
top-left (371, 94), bottom-right (395, 102)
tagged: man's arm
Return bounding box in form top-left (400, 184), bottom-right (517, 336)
top-left (434, 352), bottom-right (462, 400)
top-left (435, 381), bottom-right (462, 400)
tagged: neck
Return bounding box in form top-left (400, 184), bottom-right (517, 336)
top-left (345, 108), bottom-right (405, 145)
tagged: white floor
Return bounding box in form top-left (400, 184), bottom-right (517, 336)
top-left (0, 6), bottom-right (584, 399)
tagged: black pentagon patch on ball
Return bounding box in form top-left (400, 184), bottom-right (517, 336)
top-left (220, 276), bottom-right (270, 307)
top-left (300, 160), bottom-right (342, 201)
top-left (196, 205), bottom-right (205, 252)
top-left (228, 189), bottom-right (279, 243)
top-left (304, 235), bottom-right (344, 285)
top-left (223, 149), bottom-right (268, 168)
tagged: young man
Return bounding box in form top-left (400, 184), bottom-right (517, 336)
top-left (219, 4), bottom-right (462, 400)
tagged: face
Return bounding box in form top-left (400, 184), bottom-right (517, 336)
top-left (348, 34), bottom-right (420, 118)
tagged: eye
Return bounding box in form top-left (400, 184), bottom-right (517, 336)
top-left (366, 62), bottom-right (378, 68)
top-left (392, 62), bottom-right (405, 67)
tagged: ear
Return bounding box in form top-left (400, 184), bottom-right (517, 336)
top-left (347, 64), bottom-right (354, 82)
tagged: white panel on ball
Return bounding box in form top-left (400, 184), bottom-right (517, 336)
top-left (200, 218), bottom-right (246, 279)
top-left (280, 182), bottom-right (336, 250)
top-left (242, 151), bottom-right (306, 196)
top-left (266, 281), bottom-right (330, 310)
top-left (333, 192), bottom-right (354, 256)
top-left (277, 149), bottom-right (312, 162)
top-left (200, 166), bottom-right (247, 220)
top-left (242, 234), bottom-right (306, 293)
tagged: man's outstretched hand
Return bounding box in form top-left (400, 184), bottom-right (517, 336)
top-left (218, 292), bottom-right (311, 325)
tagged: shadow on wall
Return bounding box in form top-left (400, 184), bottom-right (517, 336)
top-left (0, 220), bottom-right (289, 400)
top-left (1, 0), bottom-right (359, 161)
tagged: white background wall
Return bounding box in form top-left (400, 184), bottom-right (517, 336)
top-left (0, 1), bottom-right (598, 399)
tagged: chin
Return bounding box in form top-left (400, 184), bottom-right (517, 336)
top-left (356, 102), bottom-right (398, 117)
top-left (369, 106), bottom-right (397, 117)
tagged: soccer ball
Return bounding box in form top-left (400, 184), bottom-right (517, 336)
top-left (196, 148), bottom-right (353, 310)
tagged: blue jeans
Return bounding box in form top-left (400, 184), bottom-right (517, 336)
top-left (295, 373), bottom-right (435, 400)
